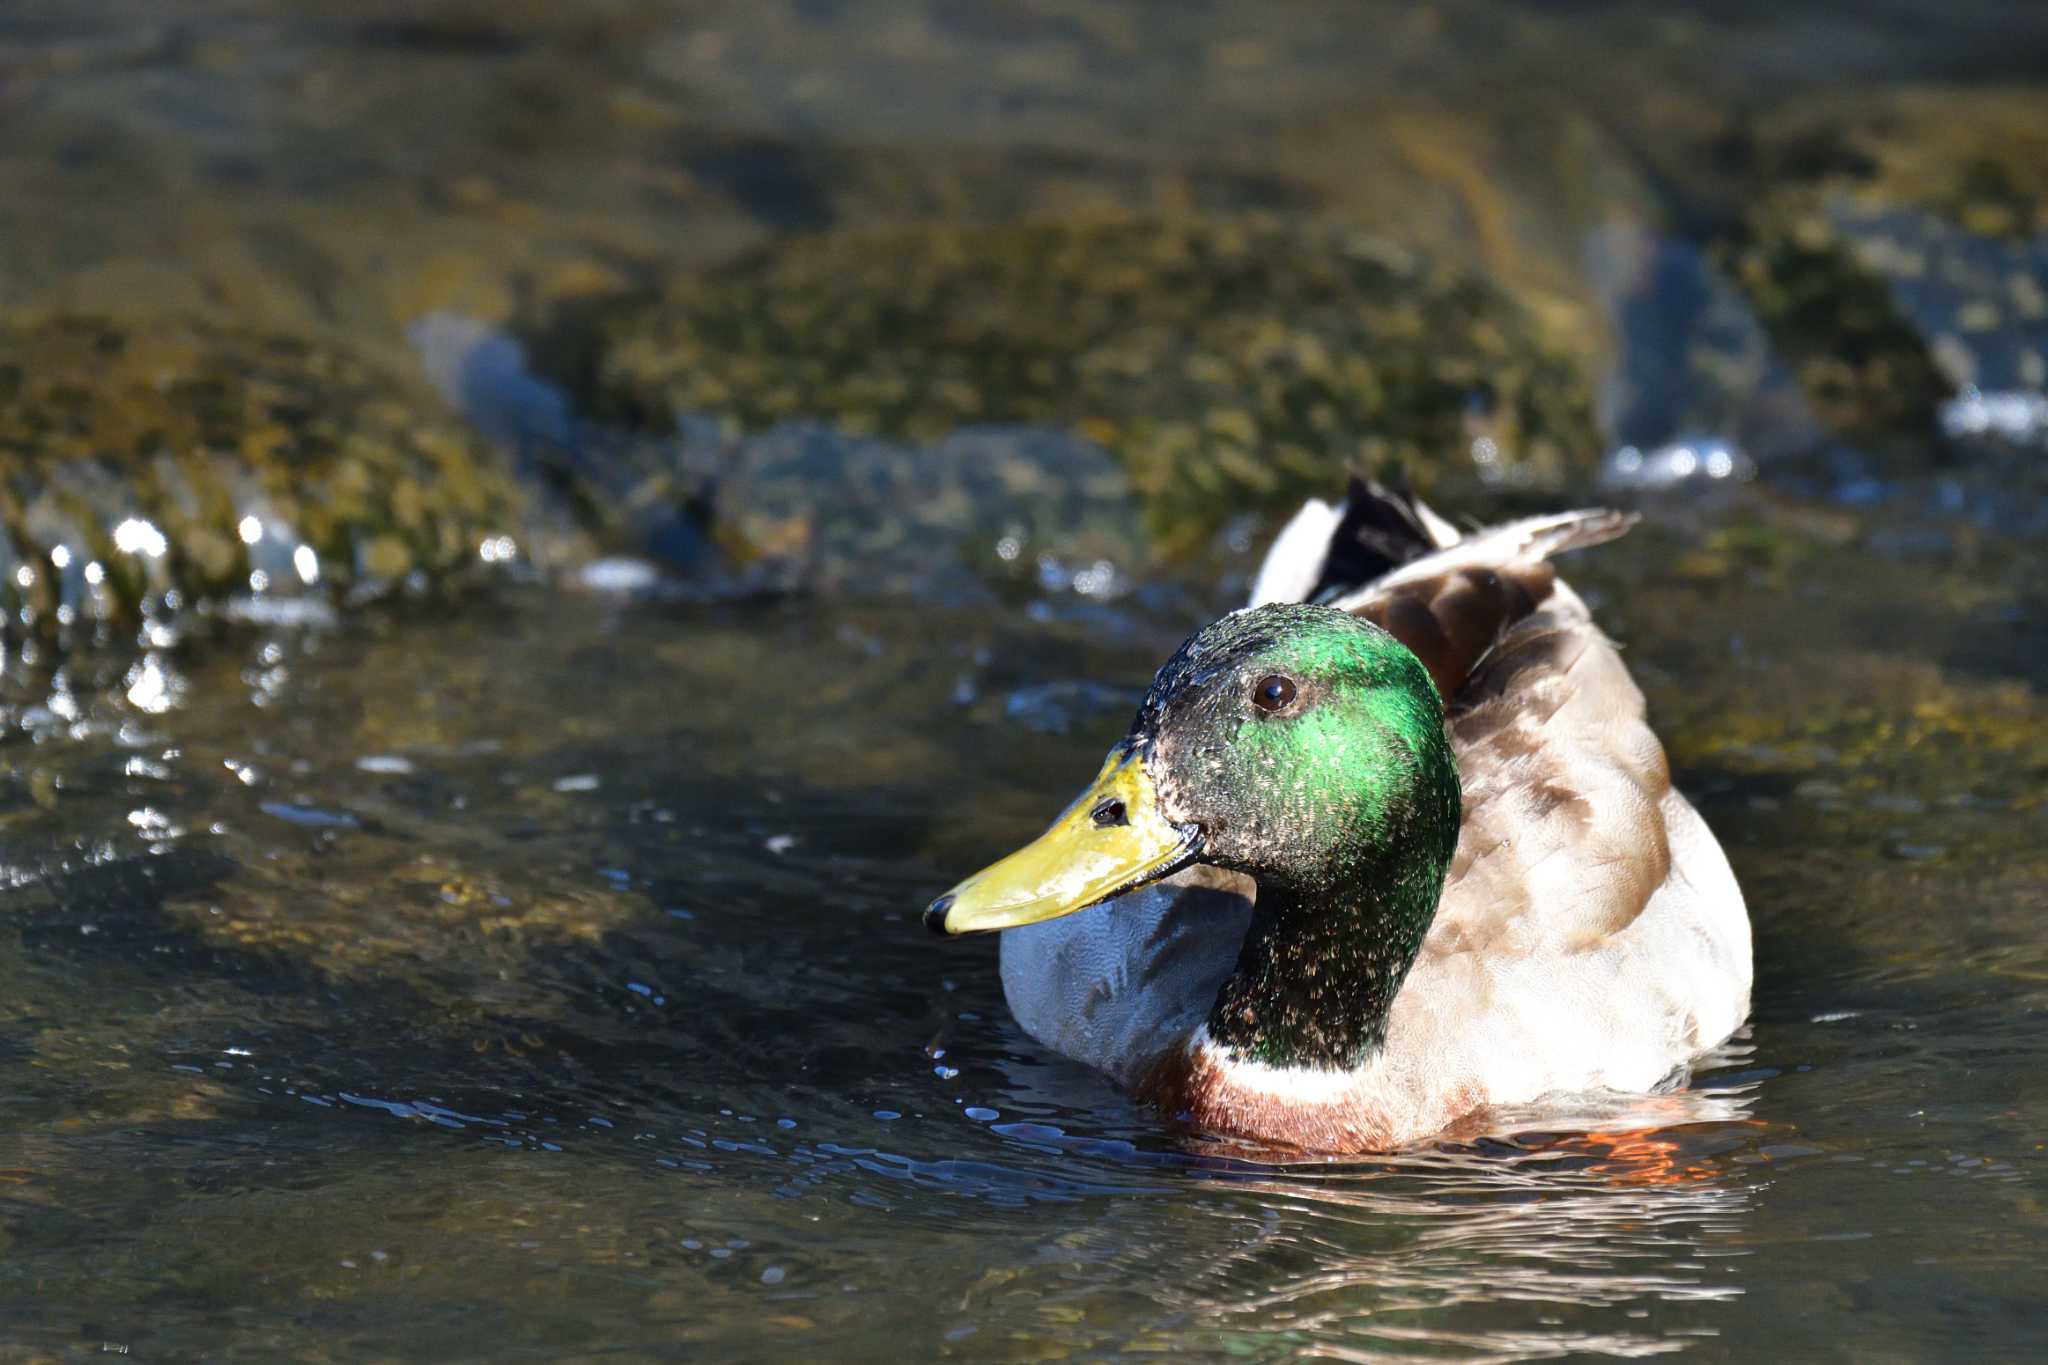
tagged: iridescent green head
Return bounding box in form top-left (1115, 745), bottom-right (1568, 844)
top-left (1136, 603), bottom-right (1460, 900)
top-left (929, 603), bottom-right (1461, 1066)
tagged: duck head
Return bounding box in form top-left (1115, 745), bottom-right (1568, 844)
top-left (927, 602), bottom-right (1459, 938)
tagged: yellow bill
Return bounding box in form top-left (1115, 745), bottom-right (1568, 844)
top-left (925, 747), bottom-right (1200, 935)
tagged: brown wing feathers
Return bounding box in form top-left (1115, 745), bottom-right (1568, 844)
top-left (1312, 483), bottom-right (1634, 704)
top-left (1349, 561), bottom-right (1555, 702)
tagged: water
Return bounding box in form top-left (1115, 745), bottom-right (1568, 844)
top-left (3, 514), bottom-right (2043, 1360)
top-left (3, 3), bottom-right (2048, 1361)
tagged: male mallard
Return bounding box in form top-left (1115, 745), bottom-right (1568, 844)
top-left (927, 481), bottom-right (1751, 1153)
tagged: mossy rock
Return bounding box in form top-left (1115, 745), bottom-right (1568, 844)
top-left (1723, 201), bottom-right (1957, 441)
top-left (1711, 89), bottom-right (2048, 441)
top-left (0, 314), bottom-right (529, 637)
top-left (567, 217), bottom-right (1600, 556)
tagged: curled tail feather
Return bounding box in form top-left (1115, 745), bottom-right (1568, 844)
top-left (1252, 478), bottom-right (1635, 701)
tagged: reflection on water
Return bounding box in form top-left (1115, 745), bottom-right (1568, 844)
top-left (1173, 1150), bottom-right (1751, 1358)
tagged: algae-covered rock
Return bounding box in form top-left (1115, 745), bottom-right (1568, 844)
top-left (1713, 89), bottom-right (2048, 442)
top-left (1724, 201), bottom-right (1958, 442)
top-left (0, 314), bottom-right (529, 637)
top-left (566, 217), bottom-right (1600, 554)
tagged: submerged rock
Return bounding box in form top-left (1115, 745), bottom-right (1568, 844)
top-left (552, 217), bottom-right (1601, 555)
top-left (0, 314), bottom-right (528, 642)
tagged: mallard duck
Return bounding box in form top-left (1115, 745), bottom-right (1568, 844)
top-left (926, 480), bottom-right (1751, 1153)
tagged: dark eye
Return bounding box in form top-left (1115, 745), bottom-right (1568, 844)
top-left (1251, 674), bottom-right (1296, 713)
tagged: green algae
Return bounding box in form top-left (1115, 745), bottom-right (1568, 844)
top-left (0, 314), bottom-right (529, 638)
top-left (566, 217), bottom-right (1600, 556)
top-left (1671, 666), bottom-right (2048, 814)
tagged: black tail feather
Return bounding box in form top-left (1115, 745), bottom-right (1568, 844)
top-left (1307, 476), bottom-right (1443, 603)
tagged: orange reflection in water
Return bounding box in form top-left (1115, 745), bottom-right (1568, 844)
top-left (1529, 1117), bottom-right (1775, 1188)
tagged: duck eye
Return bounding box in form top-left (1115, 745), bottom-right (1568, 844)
top-left (1251, 674), bottom-right (1297, 713)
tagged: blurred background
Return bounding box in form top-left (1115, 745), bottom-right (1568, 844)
top-left (1, 3), bottom-right (2045, 1360)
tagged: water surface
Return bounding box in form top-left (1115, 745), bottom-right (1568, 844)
top-left (3, 511), bottom-right (2044, 1359)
